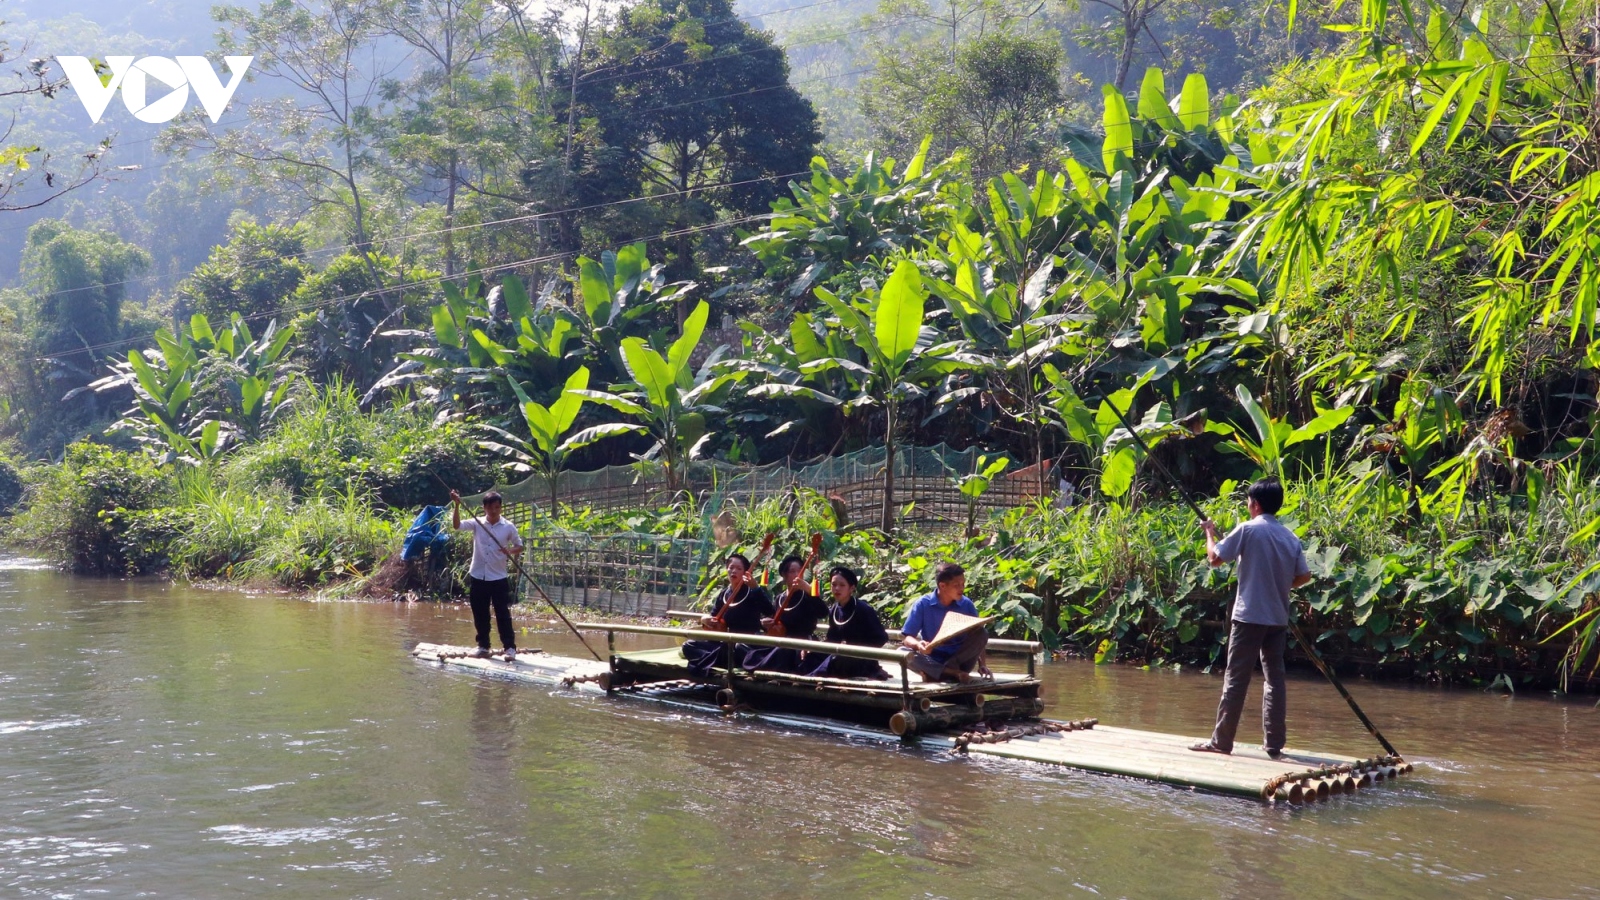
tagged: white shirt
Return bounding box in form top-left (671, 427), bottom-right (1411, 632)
top-left (455, 517), bottom-right (522, 581)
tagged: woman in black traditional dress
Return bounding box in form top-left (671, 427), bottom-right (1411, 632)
top-left (798, 566), bottom-right (891, 679)
top-left (743, 554), bottom-right (828, 673)
top-left (683, 552), bottom-right (773, 677)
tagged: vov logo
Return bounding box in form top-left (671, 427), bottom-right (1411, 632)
top-left (57, 56), bottom-right (253, 125)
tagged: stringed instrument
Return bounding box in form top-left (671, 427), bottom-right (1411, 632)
top-left (766, 532), bottom-right (823, 638)
top-left (704, 533), bottom-right (774, 633)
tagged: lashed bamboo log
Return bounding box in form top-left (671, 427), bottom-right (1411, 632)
top-left (893, 697), bottom-right (1046, 735)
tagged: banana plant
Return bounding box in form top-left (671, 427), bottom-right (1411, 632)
top-left (190, 313), bottom-right (299, 445)
top-left (77, 320), bottom-right (219, 465)
top-left (577, 300), bottom-right (746, 494)
top-left (929, 170), bottom-right (1080, 494)
top-left (1208, 384), bottom-right (1355, 478)
top-left (373, 274), bottom-right (579, 415)
top-left (477, 368), bottom-right (634, 510)
top-left (1041, 361), bottom-right (1188, 498)
top-left (575, 242), bottom-right (696, 358)
top-left (723, 310), bottom-right (859, 447)
top-left (814, 259), bottom-right (989, 531)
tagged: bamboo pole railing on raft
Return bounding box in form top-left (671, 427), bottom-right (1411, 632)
top-left (659, 610), bottom-right (1045, 658)
top-left (576, 622), bottom-right (1043, 735)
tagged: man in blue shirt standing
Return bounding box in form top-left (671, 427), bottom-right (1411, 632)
top-left (901, 562), bottom-right (991, 683)
top-left (1191, 478), bottom-right (1313, 759)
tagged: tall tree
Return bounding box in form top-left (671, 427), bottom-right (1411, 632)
top-left (555, 0), bottom-right (822, 282)
top-left (178, 220), bottom-right (312, 322)
top-left (5, 220), bottom-right (150, 452)
top-left (380, 0), bottom-right (512, 277)
top-left (861, 30), bottom-right (1063, 179)
top-left (174, 0), bottom-right (394, 300)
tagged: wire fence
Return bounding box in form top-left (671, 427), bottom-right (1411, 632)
top-left (481, 445), bottom-right (1061, 616)
top-left (518, 530), bottom-right (712, 617)
top-left (485, 444), bottom-right (1055, 531)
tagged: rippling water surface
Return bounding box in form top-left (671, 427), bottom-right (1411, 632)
top-left (1, 554), bottom-right (1596, 898)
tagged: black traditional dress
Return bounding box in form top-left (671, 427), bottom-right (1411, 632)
top-left (682, 584), bottom-right (773, 677)
top-left (741, 586), bottom-right (828, 673)
top-left (797, 596), bottom-right (892, 679)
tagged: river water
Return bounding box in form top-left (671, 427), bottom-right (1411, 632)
top-left (2, 556), bottom-right (1596, 899)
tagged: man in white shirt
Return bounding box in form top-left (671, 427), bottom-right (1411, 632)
top-left (449, 489), bottom-right (524, 661)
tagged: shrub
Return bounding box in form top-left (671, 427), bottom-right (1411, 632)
top-left (227, 383), bottom-right (495, 506)
top-left (22, 443), bottom-right (172, 574)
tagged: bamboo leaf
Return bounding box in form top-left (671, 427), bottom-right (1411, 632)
top-left (1409, 72), bottom-right (1469, 156)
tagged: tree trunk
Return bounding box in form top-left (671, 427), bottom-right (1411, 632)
top-left (881, 399), bottom-right (897, 533)
top-left (1115, 5), bottom-right (1141, 90)
top-left (444, 147), bottom-right (458, 278)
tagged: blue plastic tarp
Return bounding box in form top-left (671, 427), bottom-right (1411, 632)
top-left (401, 505), bottom-right (450, 561)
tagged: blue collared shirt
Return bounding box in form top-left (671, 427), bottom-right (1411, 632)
top-left (1213, 514), bottom-right (1311, 627)
top-left (903, 592), bottom-right (979, 663)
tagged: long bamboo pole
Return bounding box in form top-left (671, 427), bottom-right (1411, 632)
top-left (1100, 399), bottom-right (1401, 758)
top-left (661, 610), bottom-right (1044, 654)
top-left (580, 622), bottom-right (912, 663)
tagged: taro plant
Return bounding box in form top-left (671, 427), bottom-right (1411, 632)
top-left (954, 453), bottom-right (1009, 536)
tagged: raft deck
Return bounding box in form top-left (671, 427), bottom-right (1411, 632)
top-left (410, 635), bottom-right (1412, 805)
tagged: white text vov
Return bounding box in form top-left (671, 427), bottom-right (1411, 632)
top-left (57, 56), bottom-right (253, 124)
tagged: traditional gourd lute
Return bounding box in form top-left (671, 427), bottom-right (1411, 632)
top-left (765, 532), bottom-right (823, 638)
top-left (704, 533), bottom-right (775, 633)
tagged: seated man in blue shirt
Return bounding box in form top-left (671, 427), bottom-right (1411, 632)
top-left (901, 562), bottom-right (991, 683)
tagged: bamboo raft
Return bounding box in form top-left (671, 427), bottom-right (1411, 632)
top-left (412, 625), bottom-right (1413, 804)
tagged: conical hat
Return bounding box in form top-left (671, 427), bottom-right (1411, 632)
top-left (926, 611), bottom-right (995, 652)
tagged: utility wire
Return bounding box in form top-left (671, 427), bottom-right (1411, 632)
top-left (13, 61), bottom-right (874, 303)
top-left (34, 210), bottom-right (778, 361)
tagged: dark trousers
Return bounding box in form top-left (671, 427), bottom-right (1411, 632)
top-left (907, 630), bottom-right (989, 680)
top-left (469, 576), bottom-right (516, 650)
top-left (1210, 621), bottom-right (1287, 753)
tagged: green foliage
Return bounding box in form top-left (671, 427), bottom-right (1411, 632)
top-left (580, 300), bottom-right (746, 492)
top-left (17, 443), bottom-right (172, 574)
top-left (179, 220), bottom-right (311, 322)
top-left (555, 0), bottom-right (822, 275)
top-left (812, 259), bottom-right (987, 529)
top-left (80, 313), bottom-right (300, 463)
top-left (0, 456), bottom-right (22, 515)
top-left (742, 142), bottom-right (953, 301)
top-left (228, 381), bottom-right (494, 509)
top-left (480, 367), bottom-right (634, 507)
top-left (859, 31), bottom-right (1065, 180)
